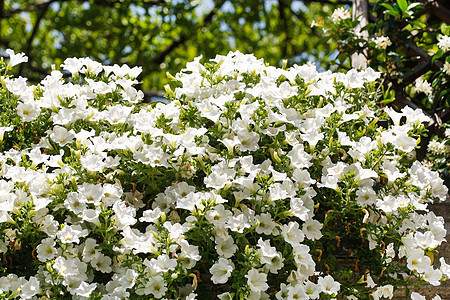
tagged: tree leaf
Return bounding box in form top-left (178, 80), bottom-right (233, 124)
top-left (432, 50), bottom-right (444, 63)
top-left (397, 0), bottom-right (408, 12)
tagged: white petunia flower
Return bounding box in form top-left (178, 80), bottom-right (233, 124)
top-left (215, 236), bottom-right (238, 258)
top-left (17, 101), bottom-right (40, 122)
top-left (411, 292), bottom-right (426, 300)
top-left (317, 275), bottom-right (340, 295)
top-left (36, 238), bottom-right (57, 262)
top-left (0, 126), bottom-right (13, 142)
top-left (372, 285), bottom-right (394, 300)
top-left (56, 224), bottom-right (88, 244)
top-left (281, 221), bottom-right (305, 245)
top-left (6, 49), bottom-right (28, 68)
top-left (302, 218), bottom-right (323, 240)
top-left (245, 268), bottom-right (269, 292)
top-left (20, 276), bottom-right (40, 299)
top-left (210, 258), bottom-right (233, 284)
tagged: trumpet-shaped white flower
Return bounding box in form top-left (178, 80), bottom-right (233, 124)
top-left (245, 268), bottom-right (269, 292)
top-left (318, 275), bottom-right (340, 295)
top-left (6, 49), bottom-right (28, 68)
top-left (56, 224), bottom-right (88, 244)
top-left (302, 218), bottom-right (323, 240)
top-left (210, 258), bottom-right (233, 284)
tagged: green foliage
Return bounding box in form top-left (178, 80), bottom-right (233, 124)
top-left (0, 0), bottom-right (344, 92)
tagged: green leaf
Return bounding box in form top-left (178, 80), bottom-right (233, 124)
top-left (397, 0), bottom-right (408, 12)
top-left (432, 49), bottom-right (444, 64)
top-left (441, 24), bottom-right (450, 36)
top-left (380, 3), bottom-right (395, 12)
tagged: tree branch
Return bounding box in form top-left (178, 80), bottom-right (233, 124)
top-left (18, 2), bottom-right (52, 76)
top-left (151, 0), bottom-right (226, 67)
top-left (278, 0), bottom-right (290, 58)
top-left (427, 0), bottom-right (450, 24)
top-left (402, 41), bottom-right (443, 86)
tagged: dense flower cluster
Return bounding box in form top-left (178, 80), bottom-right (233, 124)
top-left (0, 50), bottom-right (448, 299)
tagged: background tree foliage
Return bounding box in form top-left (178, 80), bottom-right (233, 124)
top-left (0, 0), bottom-right (347, 93)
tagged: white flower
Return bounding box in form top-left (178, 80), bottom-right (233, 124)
top-left (372, 284), bottom-right (394, 300)
top-left (317, 275), bottom-right (340, 295)
top-left (440, 257), bottom-right (450, 278)
top-left (17, 101), bottom-right (40, 122)
top-left (281, 221), bottom-right (305, 245)
top-left (422, 267), bottom-right (442, 286)
top-left (112, 201), bottom-right (137, 229)
top-left (331, 7), bottom-right (351, 23)
top-left (65, 191), bottom-right (87, 214)
top-left (302, 218), bottom-right (323, 240)
top-left (373, 36), bottom-right (392, 50)
top-left (406, 249), bottom-right (432, 272)
top-left (255, 213), bottom-right (277, 235)
top-left (53, 257), bottom-right (85, 278)
top-left (225, 214), bottom-right (251, 233)
top-left (287, 283), bottom-right (308, 299)
top-left (292, 244), bottom-right (315, 273)
top-left (6, 49), bottom-right (28, 68)
top-left (236, 129), bottom-right (260, 152)
top-left (414, 77), bottom-right (433, 96)
top-left (118, 269), bottom-right (138, 289)
top-left (149, 254), bottom-right (177, 273)
top-left (49, 125), bottom-right (75, 146)
top-left (20, 276), bottom-right (40, 299)
top-left (437, 35), bottom-right (450, 52)
top-left (356, 186), bottom-right (378, 206)
top-left (56, 224), bottom-right (88, 244)
top-left (82, 238), bottom-right (99, 262)
top-left (401, 106), bottom-right (430, 126)
top-left (218, 292), bottom-right (234, 300)
top-left (91, 253), bottom-right (113, 273)
top-left (245, 268), bottom-right (269, 292)
top-left (71, 281), bottom-right (97, 298)
top-left (0, 126), bottom-right (13, 142)
top-left (36, 238), bottom-right (57, 262)
top-left (61, 57), bottom-right (85, 75)
top-left (444, 61), bottom-right (450, 75)
top-left (210, 258), bottom-right (233, 284)
top-left (411, 292), bottom-right (426, 300)
top-left (144, 275), bottom-right (167, 298)
top-left (215, 236), bottom-right (238, 258)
